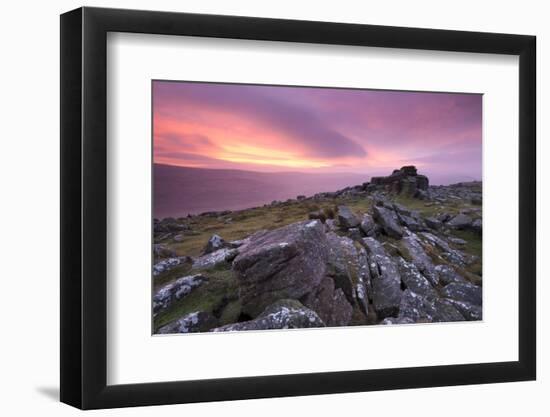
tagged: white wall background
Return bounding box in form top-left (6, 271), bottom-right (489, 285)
top-left (0, 0), bottom-right (546, 415)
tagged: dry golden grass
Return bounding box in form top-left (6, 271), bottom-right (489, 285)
top-left (164, 196), bottom-right (373, 257)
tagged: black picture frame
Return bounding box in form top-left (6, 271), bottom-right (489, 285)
top-left (60, 6), bottom-right (536, 410)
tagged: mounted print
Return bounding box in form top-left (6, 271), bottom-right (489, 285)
top-left (152, 81), bottom-right (483, 334)
top-left (61, 6), bottom-right (536, 410)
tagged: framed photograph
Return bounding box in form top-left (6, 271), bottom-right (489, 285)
top-left (60, 6), bottom-right (536, 409)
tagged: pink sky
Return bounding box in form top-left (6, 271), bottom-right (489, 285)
top-left (153, 81), bottom-right (482, 185)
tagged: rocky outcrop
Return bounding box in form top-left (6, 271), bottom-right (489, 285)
top-left (355, 247), bottom-right (372, 315)
top-left (370, 166), bottom-right (429, 198)
top-left (444, 299), bottom-right (482, 321)
top-left (397, 290), bottom-right (464, 323)
top-left (393, 205), bottom-right (426, 232)
top-left (232, 220), bottom-right (329, 317)
top-left (435, 264), bottom-right (467, 286)
top-left (372, 205), bottom-right (403, 239)
top-left (325, 233), bottom-right (360, 305)
top-left (401, 235), bottom-right (438, 286)
top-left (211, 299), bottom-right (325, 332)
top-left (362, 237), bottom-right (402, 318)
top-left (441, 282), bottom-right (482, 306)
top-left (420, 232), bottom-right (468, 268)
top-left (302, 277), bottom-right (353, 326)
top-left (360, 214), bottom-right (376, 236)
top-left (396, 257), bottom-right (437, 298)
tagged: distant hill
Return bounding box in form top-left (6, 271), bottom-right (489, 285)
top-left (154, 164), bottom-right (368, 218)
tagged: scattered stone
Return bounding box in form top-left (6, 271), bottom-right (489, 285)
top-left (153, 256), bottom-right (190, 277)
top-left (211, 299), bottom-right (325, 332)
top-left (396, 257), bottom-right (437, 298)
top-left (173, 234), bottom-right (185, 242)
top-left (193, 248), bottom-right (238, 270)
top-left (154, 218), bottom-right (189, 234)
top-left (397, 212), bottom-right (425, 232)
top-left (153, 244), bottom-right (176, 260)
top-left (360, 214), bottom-right (376, 236)
top-left (157, 311), bottom-right (218, 334)
top-left (202, 234), bottom-right (228, 255)
top-left (431, 298), bottom-right (467, 322)
top-left (382, 317), bottom-right (415, 325)
top-left (392, 203), bottom-right (412, 216)
top-left (420, 232), bottom-right (468, 267)
top-left (437, 213), bottom-right (453, 223)
top-left (441, 282), bottom-right (482, 306)
top-left (425, 217), bottom-right (442, 230)
top-left (337, 206), bottom-right (360, 229)
top-left (470, 218), bottom-right (482, 235)
top-left (447, 213), bottom-right (473, 229)
top-left (444, 299), bottom-right (482, 321)
top-left (308, 210), bottom-right (327, 223)
top-left (228, 237), bottom-right (251, 248)
top-left (435, 264), bottom-right (467, 286)
top-left (400, 235), bottom-right (438, 286)
top-left (448, 237), bottom-right (467, 246)
top-left (325, 218), bottom-right (338, 232)
top-left (372, 205), bottom-right (403, 239)
top-left (397, 290), bottom-right (464, 323)
top-left (416, 189), bottom-right (429, 200)
top-left (200, 210), bottom-right (232, 217)
top-left (153, 274), bottom-right (208, 314)
top-left (348, 227), bottom-right (363, 241)
top-left (471, 196), bottom-right (482, 205)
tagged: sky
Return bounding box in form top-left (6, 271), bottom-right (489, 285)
top-left (153, 81), bottom-right (482, 185)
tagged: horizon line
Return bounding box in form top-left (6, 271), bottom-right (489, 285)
top-left (154, 162), bottom-right (481, 185)
top-left (154, 162), bottom-right (371, 177)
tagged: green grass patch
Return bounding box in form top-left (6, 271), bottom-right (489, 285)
top-left (153, 265), bottom-right (239, 332)
top-left (395, 240), bottom-right (414, 262)
top-left (392, 195), bottom-right (477, 219)
top-left (153, 261), bottom-right (192, 290)
top-left (219, 300), bottom-right (242, 326)
top-left (449, 229), bottom-right (482, 278)
top-left (450, 229), bottom-right (482, 259)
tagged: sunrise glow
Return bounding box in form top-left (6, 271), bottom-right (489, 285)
top-left (153, 81), bottom-right (482, 184)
